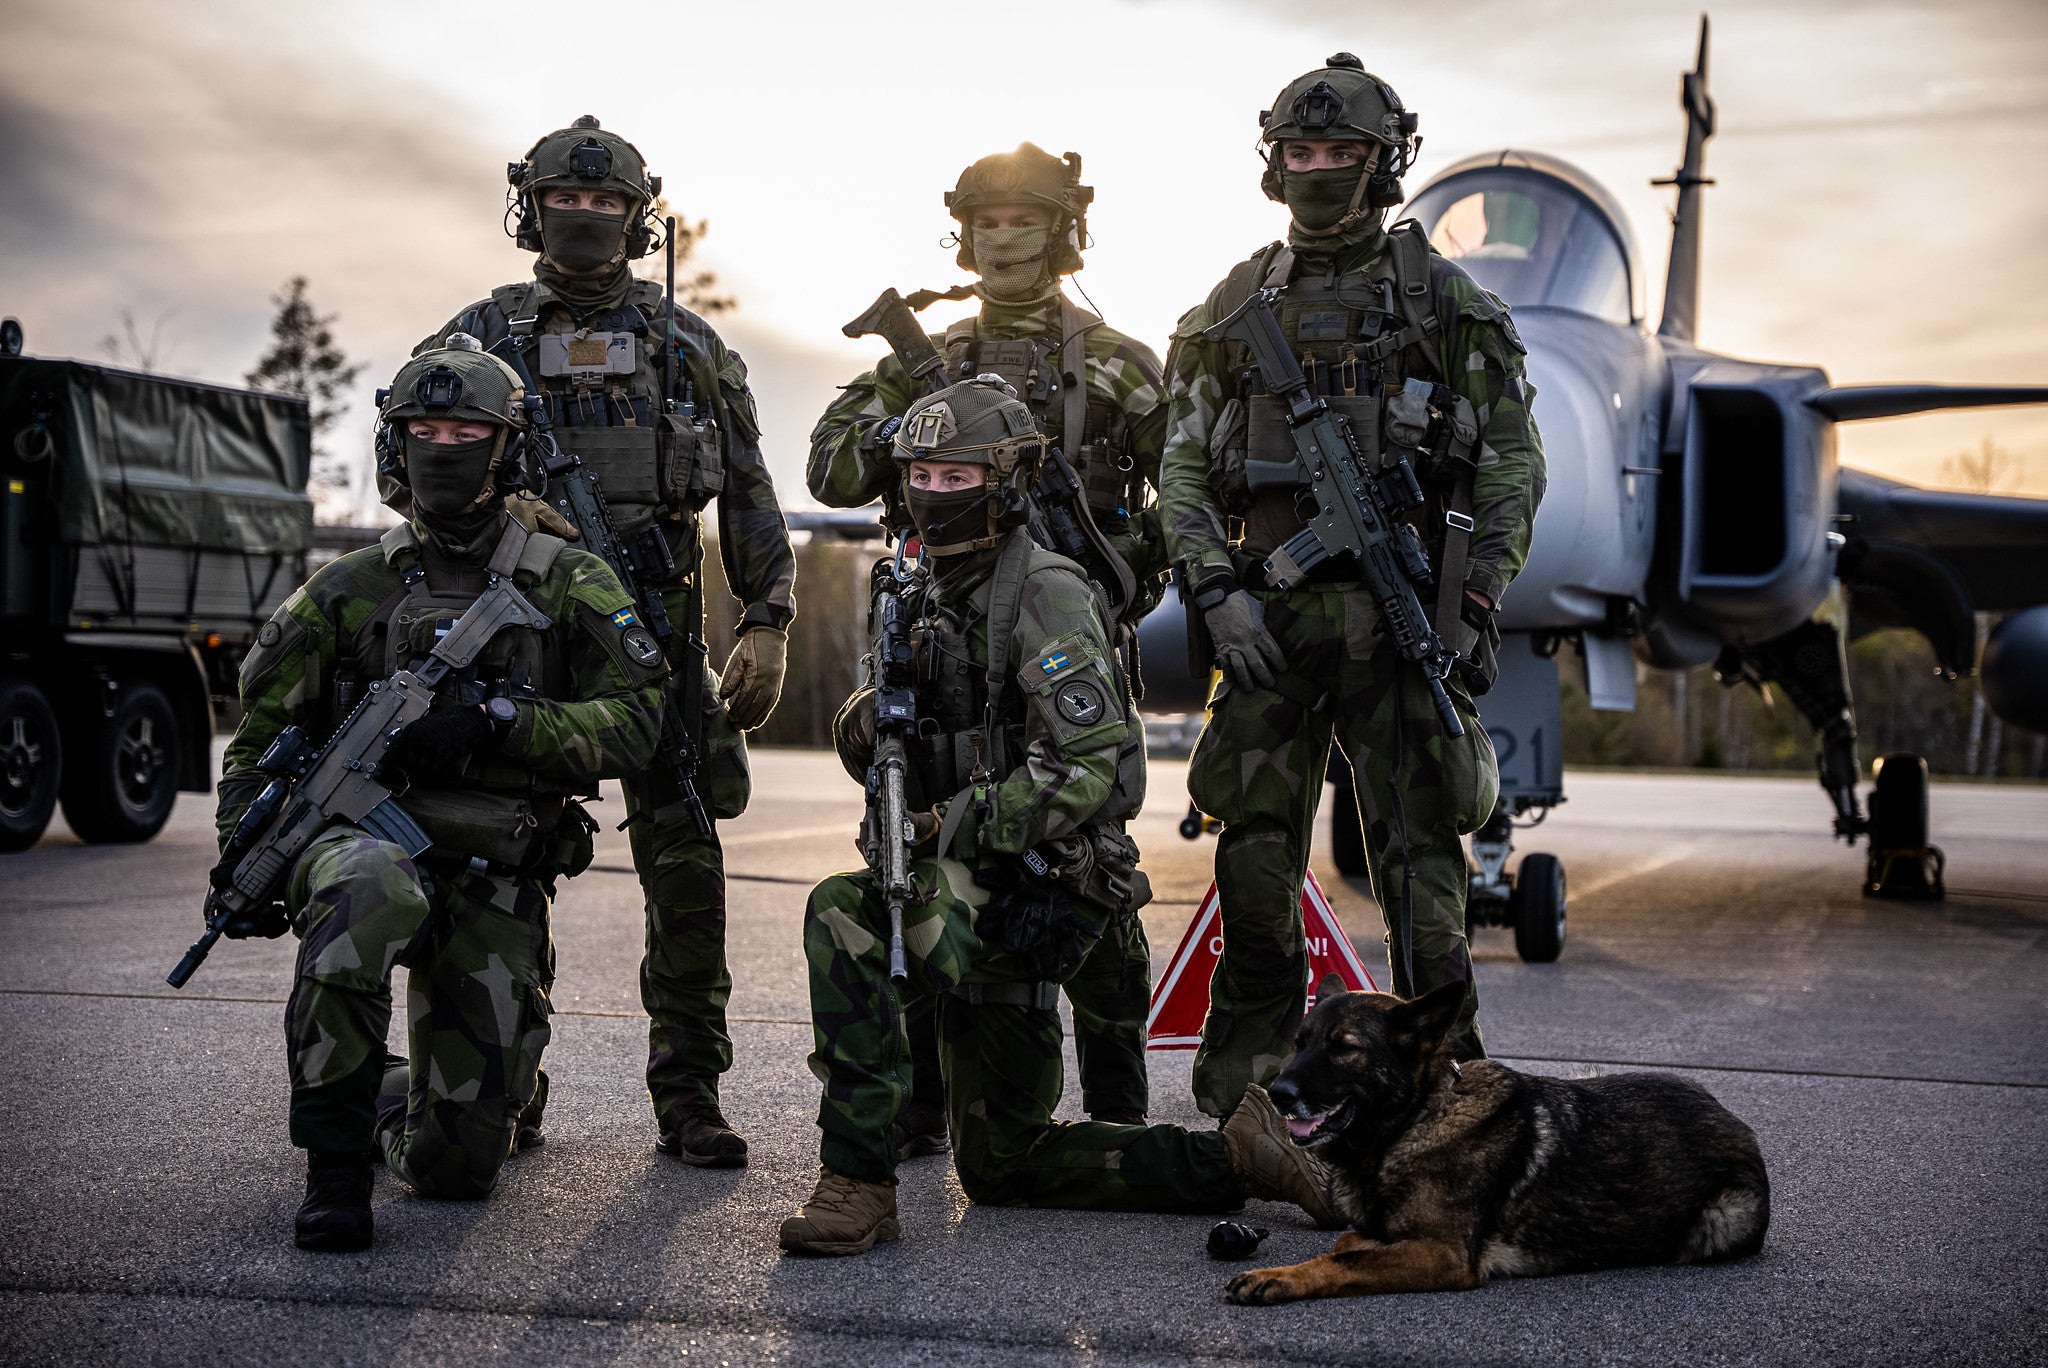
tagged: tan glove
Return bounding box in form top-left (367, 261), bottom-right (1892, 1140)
top-left (718, 626), bottom-right (787, 731)
top-left (507, 492), bottom-right (580, 541)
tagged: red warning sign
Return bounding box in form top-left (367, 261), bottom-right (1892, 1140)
top-left (1146, 869), bottom-right (1380, 1050)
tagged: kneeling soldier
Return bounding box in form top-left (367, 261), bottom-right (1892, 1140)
top-left (780, 377), bottom-right (1336, 1255)
top-left (215, 340), bottom-right (666, 1251)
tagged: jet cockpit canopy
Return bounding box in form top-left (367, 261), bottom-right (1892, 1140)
top-left (1403, 150), bottom-right (1642, 326)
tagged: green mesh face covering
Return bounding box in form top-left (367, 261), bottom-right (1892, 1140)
top-left (972, 226), bottom-right (1054, 301)
top-left (1282, 166), bottom-right (1370, 235)
top-left (407, 435), bottom-right (501, 517)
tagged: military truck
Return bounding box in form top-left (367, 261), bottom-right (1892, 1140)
top-left (0, 320), bottom-right (313, 850)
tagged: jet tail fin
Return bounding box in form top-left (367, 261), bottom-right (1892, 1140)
top-left (1655, 15), bottom-right (1715, 342)
top-left (1809, 384), bottom-right (2048, 422)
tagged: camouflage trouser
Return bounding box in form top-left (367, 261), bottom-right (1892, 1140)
top-left (630, 583), bottom-right (753, 1124)
top-left (805, 861), bottom-right (1236, 1211)
top-left (904, 913), bottom-right (1151, 1119)
top-left (284, 825), bottom-right (552, 1200)
top-left (1186, 584), bottom-right (1499, 1117)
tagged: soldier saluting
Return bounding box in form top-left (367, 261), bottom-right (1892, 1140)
top-left (780, 377), bottom-right (1340, 1256)
top-left (215, 342), bottom-right (668, 1251)
top-left (1161, 56), bottom-right (1545, 1114)
top-left (413, 118), bottom-right (797, 1167)
top-left (809, 144), bottom-right (1168, 1154)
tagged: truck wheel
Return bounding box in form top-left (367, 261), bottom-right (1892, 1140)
top-left (60, 681), bottom-right (179, 844)
top-left (1511, 853), bottom-right (1566, 963)
top-left (0, 677), bottom-right (62, 851)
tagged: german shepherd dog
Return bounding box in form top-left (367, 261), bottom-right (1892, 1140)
top-left (1225, 981), bottom-right (1769, 1305)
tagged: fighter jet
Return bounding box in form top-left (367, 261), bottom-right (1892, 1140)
top-left (1136, 16), bottom-right (2048, 960)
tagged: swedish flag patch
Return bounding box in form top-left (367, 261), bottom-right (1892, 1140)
top-left (611, 608), bottom-right (638, 628)
top-left (1039, 652), bottom-right (1070, 674)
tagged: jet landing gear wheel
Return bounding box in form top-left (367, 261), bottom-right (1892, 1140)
top-left (0, 677), bottom-right (62, 851)
top-left (59, 681), bottom-right (179, 844)
top-left (1509, 853), bottom-right (1566, 963)
top-left (1864, 753), bottom-right (1945, 900)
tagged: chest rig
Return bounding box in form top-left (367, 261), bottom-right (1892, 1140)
top-left (1216, 224), bottom-right (1480, 585)
top-left (351, 520), bottom-right (574, 864)
top-left (486, 280), bottom-right (725, 541)
top-left (942, 298), bottom-right (1139, 529)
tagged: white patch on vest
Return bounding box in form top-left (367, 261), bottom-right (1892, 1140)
top-left (819, 904), bottom-right (878, 959)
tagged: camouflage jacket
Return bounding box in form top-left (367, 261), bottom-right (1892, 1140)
top-left (1160, 233), bottom-right (1545, 611)
top-left (417, 279), bottom-right (797, 633)
top-left (217, 513), bottom-right (667, 846)
top-left (834, 536), bottom-right (1143, 860)
top-left (807, 292), bottom-right (1170, 583)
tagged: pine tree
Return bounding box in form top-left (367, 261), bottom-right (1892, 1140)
top-left (245, 277), bottom-right (363, 493)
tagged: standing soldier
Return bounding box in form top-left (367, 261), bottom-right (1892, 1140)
top-left (780, 377), bottom-right (1338, 1255)
top-left (1161, 56), bottom-right (1543, 1116)
top-left (809, 144), bottom-right (1166, 1150)
top-left (218, 342), bottom-right (668, 1250)
top-left (414, 118), bottom-right (797, 1167)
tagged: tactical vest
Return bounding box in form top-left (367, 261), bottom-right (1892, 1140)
top-left (1209, 223), bottom-right (1484, 618)
top-left (482, 279), bottom-right (726, 539)
top-left (349, 520), bottom-right (574, 866)
top-left (899, 538), bottom-right (1145, 827)
top-left (942, 298), bottom-right (1142, 528)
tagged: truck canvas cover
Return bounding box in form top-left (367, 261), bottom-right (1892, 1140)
top-left (1, 357), bottom-right (313, 630)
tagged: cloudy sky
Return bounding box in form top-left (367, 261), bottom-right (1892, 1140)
top-left (4, 0), bottom-right (2045, 513)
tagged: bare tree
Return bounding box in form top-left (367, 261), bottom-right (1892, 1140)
top-left (244, 277), bottom-right (363, 493)
top-left (632, 199), bottom-right (736, 315)
top-left (98, 308), bottom-right (177, 371)
top-left (1941, 436), bottom-right (2022, 494)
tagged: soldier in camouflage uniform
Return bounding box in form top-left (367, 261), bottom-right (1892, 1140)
top-left (809, 144), bottom-right (1166, 1149)
top-left (1162, 56), bottom-right (1544, 1114)
top-left (215, 342), bottom-right (667, 1251)
top-left (779, 378), bottom-right (1340, 1256)
top-left (413, 118), bottom-right (797, 1166)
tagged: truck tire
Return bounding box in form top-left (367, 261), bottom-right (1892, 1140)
top-left (1511, 853), bottom-right (1566, 964)
top-left (0, 676), bottom-right (63, 851)
top-left (60, 681), bottom-right (180, 844)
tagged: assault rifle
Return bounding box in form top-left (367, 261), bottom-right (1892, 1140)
top-left (1204, 287), bottom-right (1465, 738)
top-left (843, 289), bottom-right (1137, 618)
top-left (860, 547), bottom-right (925, 984)
top-left (168, 577), bottom-right (552, 988)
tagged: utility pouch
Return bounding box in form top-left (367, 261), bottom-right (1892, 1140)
top-left (539, 798), bottom-right (598, 882)
top-left (1383, 378), bottom-right (1432, 450)
top-left (398, 789), bottom-right (556, 869)
top-left (658, 412), bottom-right (723, 511)
top-left (565, 425), bottom-right (662, 535)
top-left (1075, 823), bottom-right (1151, 917)
top-left (537, 331), bottom-right (637, 381)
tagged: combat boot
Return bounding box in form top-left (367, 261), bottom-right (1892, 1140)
top-left (1221, 1084), bottom-right (1343, 1229)
top-left (295, 1150), bottom-right (374, 1253)
top-left (778, 1168), bottom-right (901, 1256)
top-left (656, 1103), bottom-right (748, 1168)
top-left (887, 1100), bottom-right (951, 1161)
top-left (513, 1069), bottom-right (548, 1154)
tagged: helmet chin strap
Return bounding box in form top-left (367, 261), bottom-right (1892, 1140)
top-left (1290, 145), bottom-right (1383, 240)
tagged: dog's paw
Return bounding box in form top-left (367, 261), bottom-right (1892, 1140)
top-left (1225, 1266), bottom-right (1307, 1305)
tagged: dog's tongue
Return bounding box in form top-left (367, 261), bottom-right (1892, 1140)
top-left (1285, 1114), bottom-right (1324, 1140)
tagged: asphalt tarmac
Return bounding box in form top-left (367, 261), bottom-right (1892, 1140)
top-left (3, 749), bottom-right (2043, 1367)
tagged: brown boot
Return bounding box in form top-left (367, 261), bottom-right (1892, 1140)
top-left (656, 1104), bottom-right (748, 1168)
top-left (778, 1168), bottom-right (901, 1256)
top-left (1221, 1084), bottom-right (1343, 1229)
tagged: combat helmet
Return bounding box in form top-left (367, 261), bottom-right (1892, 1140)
top-left (506, 115), bottom-right (664, 259)
top-left (891, 374), bottom-right (1046, 554)
top-left (945, 143), bottom-right (1093, 276)
top-left (1258, 54), bottom-right (1421, 226)
top-left (375, 335), bottom-right (536, 511)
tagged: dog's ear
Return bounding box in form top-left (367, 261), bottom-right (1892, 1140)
top-left (1314, 973), bottom-right (1349, 1004)
top-left (1390, 980), bottom-right (1465, 1048)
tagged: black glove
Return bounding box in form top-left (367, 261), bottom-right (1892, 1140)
top-left (380, 705), bottom-right (495, 784)
top-left (220, 901), bottom-right (291, 940)
top-left (1203, 588), bottom-right (1287, 692)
